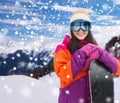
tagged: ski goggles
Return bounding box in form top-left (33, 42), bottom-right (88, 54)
top-left (70, 20), bottom-right (91, 32)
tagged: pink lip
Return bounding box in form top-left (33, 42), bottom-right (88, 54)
top-left (78, 33), bottom-right (84, 36)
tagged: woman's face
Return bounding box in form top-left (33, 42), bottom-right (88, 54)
top-left (70, 20), bottom-right (90, 40)
top-left (72, 30), bottom-right (88, 40)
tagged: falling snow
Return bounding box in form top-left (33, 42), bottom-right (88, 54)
top-left (0, 0), bottom-right (120, 103)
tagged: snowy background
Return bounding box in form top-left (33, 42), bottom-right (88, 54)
top-left (0, 0), bottom-right (120, 103)
top-left (0, 72), bottom-right (120, 103)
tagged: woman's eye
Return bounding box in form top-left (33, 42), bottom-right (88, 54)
top-left (84, 26), bottom-right (88, 28)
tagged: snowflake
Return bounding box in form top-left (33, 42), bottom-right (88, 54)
top-left (40, 35), bottom-right (44, 42)
top-left (15, 1), bottom-right (21, 7)
top-left (20, 41), bottom-right (25, 45)
top-left (102, 4), bottom-right (109, 11)
top-left (0, 77), bottom-right (5, 81)
top-left (66, 75), bottom-right (70, 79)
top-left (63, 65), bottom-right (66, 69)
top-left (79, 98), bottom-right (85, 103)
top-left (30, 73), bottom-right (33, 77)
top-left (11, 57), bottom-right (15, 60)
top-left (65, 90), bottom-right (70, 94)
top-left (3, 61), bottom-right (7, 64)
top-left (44, 5), bottom-right (48, 9)
top-left (43, 61), bottom-right (47, 65)
top-left (13, 67), bottom-right (17, 70)
top-left (1, 28), bottom-right (8, 35)
top-left (16, 53), bottom-right (21, 57)
top-left (6, 15), bottom-right (9, 18)
top-left (15, 31), bottom-right (19, 35)
top-left (4, 85), bottom-right (12, 94)
top-left (30, 82), bottom-right (35, 86)
top-left (23, 15), bottom-right (27, 19)
top-left (31, 31), bottom-right (35, 35)
top-left (96, 4), bottom-right (99, 7)
top-left (20, 86), bottom-right (33, 98)
top-left (49, 0), bottom-right (52, 3)
top-left (34, 58), bottom-right (38, 61)
top-left (29, 57), bottom-right (33, 60)
top-left (105, 75), bottom-right (109, 79)
top-left (105, 97), bottom-right (112, 102)
top-left (78, 55), bottom-right (80, 58)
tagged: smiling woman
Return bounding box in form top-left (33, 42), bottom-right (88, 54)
top-left (54, 7), bottom-right (120, 103)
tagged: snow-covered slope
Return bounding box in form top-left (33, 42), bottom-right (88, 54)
top-left (0, 72), bottom-right (120, 103)
top-left (0, 72), bottom-right (59, 103)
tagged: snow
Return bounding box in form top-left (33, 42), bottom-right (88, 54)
top-left (0, 0), bottom-right (120, 102)
top-left (114, 78), bottom-right (120, 103)
top-left (0, 72), bottom-right (120, 103)
top-left (0, 72), bottom-right (59, 103)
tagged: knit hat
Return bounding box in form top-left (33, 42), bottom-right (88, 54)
top-left (70, 8), bottom-right (90, 23)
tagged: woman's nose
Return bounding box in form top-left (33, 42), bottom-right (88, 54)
top-left (78, 29), bottom-right (84, 32)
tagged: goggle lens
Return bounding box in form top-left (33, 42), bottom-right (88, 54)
top-left (70, 20), bottom-right (91, 32)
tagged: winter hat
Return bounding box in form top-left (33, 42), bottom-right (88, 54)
top-left (70, 8), bottom-right (90, 23)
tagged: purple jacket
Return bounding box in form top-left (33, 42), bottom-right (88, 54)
top-left (54, 35), bottom-right (119, 103)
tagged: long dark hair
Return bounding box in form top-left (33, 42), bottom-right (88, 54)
top-left (67, 30), bottom-right (97, 54)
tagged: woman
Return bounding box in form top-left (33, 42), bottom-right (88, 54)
top-left (54, 8), bottom-right (120, 103)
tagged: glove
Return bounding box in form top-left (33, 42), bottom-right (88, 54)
top-left (83, 49), bottom-right (100, 69)
top-left (71, 43), bottom-right (99, 77)
top-left (97, 47), bottom-right (118, 73)
top-left (72, 43), bottom-right (98, 69)
top-left (80, 43), bottom-right (98, 57)
top-left (80, 43), bottom-right (118, 74)
top-left (71, 49), bottom-right (87, 77)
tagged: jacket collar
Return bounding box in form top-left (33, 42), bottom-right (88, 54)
top-left (62, 34), bottom-right (70, 46)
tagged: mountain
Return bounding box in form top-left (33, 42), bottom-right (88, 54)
top-left (0, 35), bottom-right (61, 78)
top-left (0, 49), bottom-right (54, 78)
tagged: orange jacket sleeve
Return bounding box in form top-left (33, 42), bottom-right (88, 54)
top-left (54, 45), bottom-right (87, 88)
top-left (54, 48), bottom-right (74, 84)
top-left (113, 58), bottom-right (120, 77)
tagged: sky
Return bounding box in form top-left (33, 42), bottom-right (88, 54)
top-left (0, 0), bottom-right (120, 53)
top-left (0, 0), bottom-right (120, 39)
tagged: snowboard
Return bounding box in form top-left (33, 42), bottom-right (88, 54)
top-left (89, 60), bottom-right (114, 103)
